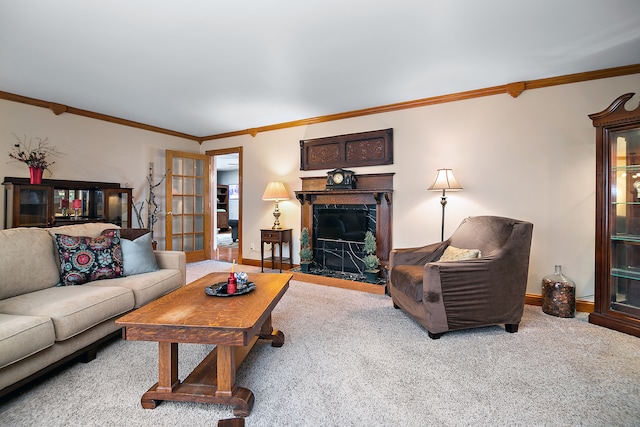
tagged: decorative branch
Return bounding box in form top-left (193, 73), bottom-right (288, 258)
top-left (133, 162), bottom-right (167, 242)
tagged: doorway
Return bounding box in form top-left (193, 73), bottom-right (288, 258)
top-left (207, 147), bottom-right (242, 264)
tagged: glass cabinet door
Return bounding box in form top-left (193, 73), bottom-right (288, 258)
top-left (16, 185), bottom-right (51, 227)
top-left (104, 189), bottom-right (132, 227)
top-left (610, 128), bottom-right (640, 318)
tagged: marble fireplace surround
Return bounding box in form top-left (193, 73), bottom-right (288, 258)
top-left (295, 173), bottom-right (394, 271)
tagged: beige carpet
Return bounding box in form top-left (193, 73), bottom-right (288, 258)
top-left (1, 261), bottom-right (639, 426)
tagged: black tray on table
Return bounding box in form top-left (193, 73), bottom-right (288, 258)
top-left (205, 281), bottom-right (256, 297)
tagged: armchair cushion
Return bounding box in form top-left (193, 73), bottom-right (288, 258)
top-left (390, 265), bottom-right (425, 302)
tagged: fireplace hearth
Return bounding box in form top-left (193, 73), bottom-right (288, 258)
top-left (292, 262), bottom-right (388, 285)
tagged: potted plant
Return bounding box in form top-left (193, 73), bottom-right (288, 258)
top-left (363, 230), bottom-right (380, 283)
top-left (8, 133), bottom-right (63, 184)
top-left (299, 227), bottom-right (313, 273)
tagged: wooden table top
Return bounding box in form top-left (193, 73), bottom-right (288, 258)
top-left (116, 272), bottom-right (292, 346)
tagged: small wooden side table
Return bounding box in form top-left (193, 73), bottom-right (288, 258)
top-left (261, 228), bottom-right (293, 272)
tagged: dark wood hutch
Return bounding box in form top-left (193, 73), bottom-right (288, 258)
top-left (589, 92), bottom-right (640, 337)
top-left (3, 177), bottom-right (132, 229)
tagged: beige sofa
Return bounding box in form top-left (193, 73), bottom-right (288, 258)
top-left (0, 223), bottom-right (186, 398)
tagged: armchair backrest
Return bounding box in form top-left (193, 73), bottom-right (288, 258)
top-left (449, 216), bottom-right (532, 257)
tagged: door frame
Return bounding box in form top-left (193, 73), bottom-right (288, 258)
top-left (206, 146), bottom-right (243, 264)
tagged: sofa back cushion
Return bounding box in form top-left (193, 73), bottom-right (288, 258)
top-left (47, 222), bottom-right (119, 240)
top-left (0, 228), bottom-right (61, 299)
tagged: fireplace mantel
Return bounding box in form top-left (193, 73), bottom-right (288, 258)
top-left (295, 173), bottom-right (393, 263)
top-left (295, 189), bottom-right (392, 206)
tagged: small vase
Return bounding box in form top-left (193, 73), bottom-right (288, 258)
top-left (29, 167), bottom-right (43, 184)
top-left (542, 265), bottom-right (576, 318)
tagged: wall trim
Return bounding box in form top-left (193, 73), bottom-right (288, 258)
top-left (525, 293), bottom-right (594, 313)
top-left (1, 64), bottom-right (638, 142)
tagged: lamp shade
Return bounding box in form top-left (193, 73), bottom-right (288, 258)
top-left (262, 181), bottom-right (290, 201)
top-left (428, 169), bottom-right (463, 191)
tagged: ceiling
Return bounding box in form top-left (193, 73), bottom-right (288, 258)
top-left (1, 1), bottom-right (640, 138)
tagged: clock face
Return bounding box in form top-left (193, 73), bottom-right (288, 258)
top-left (333, 172), bottom-right (344, 184)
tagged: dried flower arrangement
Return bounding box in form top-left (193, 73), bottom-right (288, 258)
top-left (8, 133), bottom-right (63, 174)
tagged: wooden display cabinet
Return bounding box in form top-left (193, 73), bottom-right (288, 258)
top-left (3, 178), bottom-right (132, 229)
top-left (217, 184), bottom-right (229, 230)
top-left (589, 92), bottom-right (640, 337)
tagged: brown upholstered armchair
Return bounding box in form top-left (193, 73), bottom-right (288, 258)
top-left (389, 216), bottom-right (533, 339)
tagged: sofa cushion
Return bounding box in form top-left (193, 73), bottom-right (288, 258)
top-left (121, 233), bottom-right (159, 276)
top-left (47, 222), bottom-right (120, 240)
top-left (0, 313), bottom-right (55, 369)
top-left (0, 285), bottom-right (134, 341)
top-left (88, 268), bottom-right (182, 308)
top-left (390, 265), bottom-right (425, 302)
top-left (55, 229), bottom-right (124, 286)
top-left (0, 228), bottom-right (61, 299)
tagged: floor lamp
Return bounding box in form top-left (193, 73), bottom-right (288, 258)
top-left (428, 169), bottom-right (463, 241)
top-left (262, 181), bottom-right (290, 229)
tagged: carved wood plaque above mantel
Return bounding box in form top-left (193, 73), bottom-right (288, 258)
top-left (300, 128), bottom-right (393, 170)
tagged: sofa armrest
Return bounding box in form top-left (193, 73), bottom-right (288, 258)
top-left (154, 250), bottom-right (187, 286)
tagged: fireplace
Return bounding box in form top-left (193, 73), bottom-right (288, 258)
top-left (313, 204), bottom-right (376, 274)
top-left (296, 173), bottom-right (393, 275)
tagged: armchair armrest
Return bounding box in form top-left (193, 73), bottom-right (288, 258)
top-left (390, 241), bottom-right (448, 269)
top-left (424, 254), bottom-right (526, 329)
top-left (154, 250), bottom-right (187, 286)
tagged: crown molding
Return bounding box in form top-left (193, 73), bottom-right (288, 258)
top-left (0, 90), bottom-right (200, 142)
top-left (2, 64), bottom-right (639, 142)
top-left (202, 64), bottom-right (640, 140)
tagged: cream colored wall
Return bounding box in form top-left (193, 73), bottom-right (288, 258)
top-left (0, 99), bottom-right (199, 245)
top-left (3, 75), bottom-right (639, 298)
top-left (200, 74), bottom-right (640, 299)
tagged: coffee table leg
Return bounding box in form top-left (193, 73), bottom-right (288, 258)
top-left (215, 344), bottom-right (255, 416)
top-left (142, 342), bottom-right (179, 409)
top-left (215, 345), bottom-right (236, 397)
top-left (258, 315), bottom-right (285, 347)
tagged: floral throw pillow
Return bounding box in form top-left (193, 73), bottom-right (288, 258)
top-left (55, 229), bottom-right (124, 286)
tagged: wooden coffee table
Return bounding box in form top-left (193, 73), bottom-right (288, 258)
top-left (116, 272), bottom-right (291, 416)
